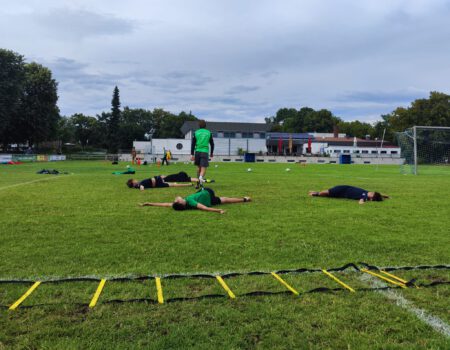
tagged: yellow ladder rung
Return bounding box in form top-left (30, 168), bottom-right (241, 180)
top-left (155, 277), bottom-right (164, 304)
top-left (9, 281), bottom-right (41, 310)
top-left (322, 270), bottom-right (355, 293)
top-left (89, 279), bottom-right (106, 308)
top-left (216, 276), bottom-right (236, 299)
top-left (361, 269), bottom-right (407, 288)
top-left (380, 270), bottom-right (420, 289)
top-left (271, 272), bottom-right (299, 295)
top-left (380, 270), bottom-right (407, 284)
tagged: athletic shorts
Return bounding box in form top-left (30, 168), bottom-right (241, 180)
top-left (328, 185), bottom-right (367, 200)
top-left (163, 172), bottom-right (191, 183)
top-left (328, 185), bottom-right (347, 198)
top-left (204, 187), bottom-right (221, 206)
top-left (154, 176), bottom-right (169, 188)
top-left (194, 151), bottom-right (209, 167)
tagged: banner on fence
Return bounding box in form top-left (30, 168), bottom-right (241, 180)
top-left (12, 155), bottom-right (37, 162)
top-left (49, 155), bottom-right (66, 161)
top-left (0, 154), bottom-right (13, 163)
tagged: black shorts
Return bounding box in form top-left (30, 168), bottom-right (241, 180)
top-left (328, 185), bottom-right (367, 200)
top-left (154, 176), bottom-right (169, 188)
top-left (194, 152), bottom-right (209, 167)
top-left (203, 187), bottom-right (221, 206)
top-left (328, 185), bottom-right (347, 198)
top-left (163, 172), bottom-right (191, 183)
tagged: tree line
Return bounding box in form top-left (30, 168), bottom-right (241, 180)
top-left (1, 49), bottom-right (196, 153)
top-left (265, 91), bottom-right (450, 141)
top-left (1, 48), bottom-right (449, 153)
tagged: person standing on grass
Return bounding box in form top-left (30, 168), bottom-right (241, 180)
top-left (191, 120), bottom-right (214, 188)
top-left (308, 185), bottom-right (389, 204)
top-left (161, 147), bottom-right (170, 166)
top-left (131, 147), bottom-right (137, 164)
top-left (140, 187), bottom-right (251, 214)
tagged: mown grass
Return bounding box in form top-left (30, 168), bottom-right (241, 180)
top-left (0, 160), bottom-right (449, 349)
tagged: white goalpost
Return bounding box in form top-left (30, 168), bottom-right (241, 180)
top-left (396, 126), bottom-right (450, 175)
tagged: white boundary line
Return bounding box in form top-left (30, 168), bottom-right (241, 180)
top-left (359, 274), bottom-right (450, 338)
top-left (0, 176), bottom-right (64, 192)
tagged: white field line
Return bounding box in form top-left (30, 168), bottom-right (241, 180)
top-left (0, 176), bottom-right (64, 191)
top-left (359, 273), bottom-right (450, 338)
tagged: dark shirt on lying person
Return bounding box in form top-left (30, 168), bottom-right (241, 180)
top-left (138, 176), bottom-right (169, 189)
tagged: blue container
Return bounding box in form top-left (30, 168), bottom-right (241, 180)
top-left (339, 154), bottom-right (351, 164)
top-left (244, 153), bottom-right (256, 162)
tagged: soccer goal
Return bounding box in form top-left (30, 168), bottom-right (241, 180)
top-left (396, 126), bottom-right (450, 175)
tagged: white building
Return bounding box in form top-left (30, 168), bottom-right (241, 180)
top-left (132, 121), bottom-right (401, 161)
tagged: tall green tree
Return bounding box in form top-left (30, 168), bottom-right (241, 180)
top-left (107, 86), bottom-right (121, 152)
top-left (0, 49), bottom-right (25, 148)
top-left (17, 62), bottom-right (60, 147)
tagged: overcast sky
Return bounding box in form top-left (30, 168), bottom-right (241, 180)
top-left (2, 0), bottom-right (450, 123)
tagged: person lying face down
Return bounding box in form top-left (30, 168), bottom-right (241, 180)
top-left (139, 187), bottom-right (251, 214)
top-left (309, 185), bottom-right (389, 205)
top-left (127, 171), bottom-right (207, 191)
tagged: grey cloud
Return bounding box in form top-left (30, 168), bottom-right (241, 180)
top-left (4, 1), bottom-right (450, 121)
top-left (225, 85), bottom-right (260, 95)
top-left (337, 90), bottom-right (428, 104)
top-left (33, 8), bottom-right (134, 40)
top-left (130, 70), bottom-right (214, 94)
top-left (163, 71), bottom-right (215, 86)
top-left (48, 58), bottom-right (123, 89)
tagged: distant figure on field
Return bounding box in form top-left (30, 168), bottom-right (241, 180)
top-left (131, 147), bottom-right (137, 164)
top-left (309, 185), bottom-right (389, 204)
top-left (140, 187), bottom-right (250, 214)
top-left (161, 147), bottom-right (170, 166)
top-left (127, 171), bottom-right (214, 191)
top-left (191, 120), bottom-right (214, 188)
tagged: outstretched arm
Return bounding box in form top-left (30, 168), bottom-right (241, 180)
top-left (167, 183), bottom-right (193, 187)
top-left (196, 203), bottom-right (225, 214)
top-left (359, 198), bottom-right (365, 205)
top-left (139, 202), bottom-right (172, 207)
top-left (381, 193), bottom-right (390, 199)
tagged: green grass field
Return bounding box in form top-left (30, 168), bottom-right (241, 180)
top-left (1, 161), bottom-right (449, 349)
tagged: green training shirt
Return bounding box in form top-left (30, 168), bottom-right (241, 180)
top-left (185, 190), bottom-right (211, 209)
top-left (194, 128), bottom-right (212, 153)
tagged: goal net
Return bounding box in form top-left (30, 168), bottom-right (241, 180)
top-left (396, 126), bottom-right (450, 174)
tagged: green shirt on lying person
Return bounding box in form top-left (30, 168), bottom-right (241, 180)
top-left (185, 189), bottom-right (211, 209)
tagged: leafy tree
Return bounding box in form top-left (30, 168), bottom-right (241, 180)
top-left (57, 117), bottom-right (75, 145)
top-left (266, 107), bottom-right (341, 133)
top-left (118, 107), bottom-right (154, 149)
top-left (0, 49), bottom-right (25, 148)
top-left (70, 113), bottom-right (99, 148)
top-left (156, 111), bottom-right (197, 138)
top-left (375, 92), bottom-right (450, 141)
top-left (338, 120), bottom-right (375, 138)
top-left (17, 62), bottom-right (60, 147)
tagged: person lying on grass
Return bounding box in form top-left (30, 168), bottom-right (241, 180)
top-left (139, 187), bottom-right (251, 214)
top-left (308, 185), bottom-right (389, 204)
top-left (127, 171), bottom-right (214, 191)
